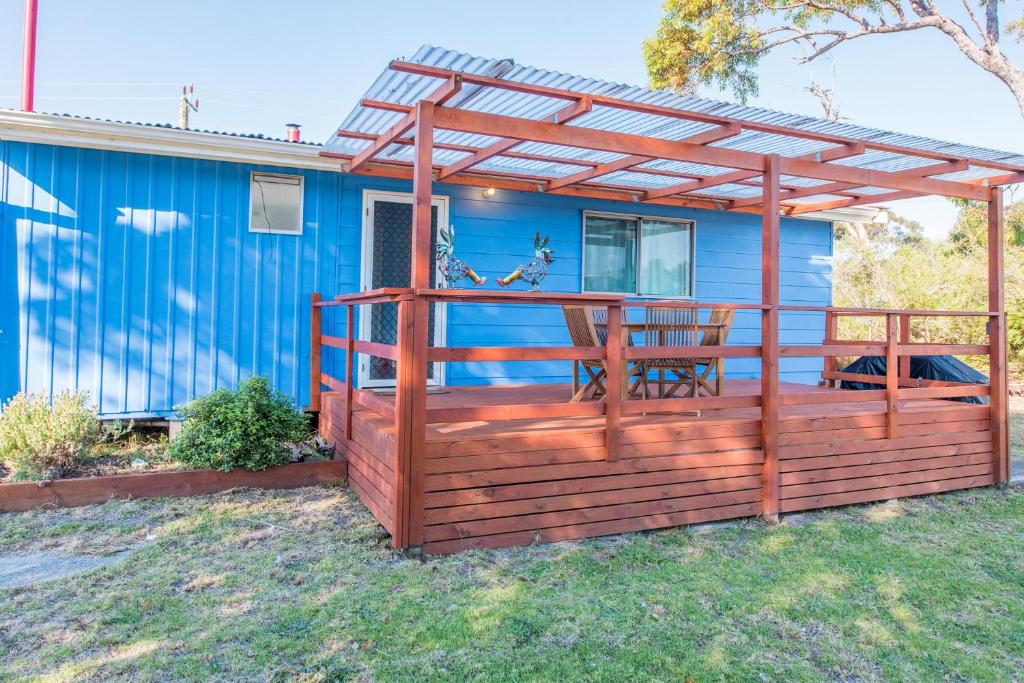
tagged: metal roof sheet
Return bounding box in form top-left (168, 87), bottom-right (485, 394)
top-left (324, 45), bottom-right (1023, 205)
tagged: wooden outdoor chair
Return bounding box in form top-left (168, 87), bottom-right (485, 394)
top-left (642, 305), bottom-right (700, 399)
top-left (563, 305), bottom-right (643, 402)
top-left (694, 308), bottom-right (736, 397)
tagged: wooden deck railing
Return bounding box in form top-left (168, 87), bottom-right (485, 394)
top-left (311, 291), bottom-right (1009, 549)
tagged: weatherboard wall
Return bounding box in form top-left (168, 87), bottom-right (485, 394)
top-left (1, 140), bottom-right (831, 418)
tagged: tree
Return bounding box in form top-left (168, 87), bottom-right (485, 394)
top-left (832, 198), bottom-right (1024, 379)
top-left (644, 0), bottom-right (1024, 116)
top-left (834, 211), bottom-right (924, 247)
top-left (948, 195), bottom-right (1024, 251)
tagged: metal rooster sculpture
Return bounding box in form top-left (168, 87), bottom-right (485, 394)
top-left (435, 225), bottom-right (486, 288)
top-left (497, 232), bottom-right (553, 290)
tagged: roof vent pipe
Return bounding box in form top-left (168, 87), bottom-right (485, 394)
top-left (286, 123), bottom-right (301, 143)
top-left (21, 0), bottom-right (38, 112)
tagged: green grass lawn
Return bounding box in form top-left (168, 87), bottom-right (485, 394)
top-left (2, 483), bottom-right (1023, 681)
top-left (1010, 395), bottom-right (1024, 479)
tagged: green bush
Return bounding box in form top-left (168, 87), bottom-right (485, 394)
top-left (168, 376), bottom-right (309, 472)
top-left (0, 391), bottom-right (101, 479)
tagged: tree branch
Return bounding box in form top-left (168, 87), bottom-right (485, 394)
top-left (961, 0), bottom-right (987, 41)
top-left (984, 0), bottom-right (1000, 46)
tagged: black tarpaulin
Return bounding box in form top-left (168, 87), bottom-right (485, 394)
top-left (839, 355), bottom-right (989, 404)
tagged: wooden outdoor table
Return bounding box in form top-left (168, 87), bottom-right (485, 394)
top-left (592, 321), bottom-right (730, 399)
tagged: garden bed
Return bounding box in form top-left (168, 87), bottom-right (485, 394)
top-left (0, 459), bottom-right (347, 512)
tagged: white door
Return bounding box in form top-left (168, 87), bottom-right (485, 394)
top-left (359, 190), bottom-right (447, 388)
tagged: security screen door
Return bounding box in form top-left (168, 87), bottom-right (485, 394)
top-left (359, 191), bottom-right (447, 388)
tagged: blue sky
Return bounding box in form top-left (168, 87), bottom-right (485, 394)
top-left (1, 0), bottom-right (1021, 237)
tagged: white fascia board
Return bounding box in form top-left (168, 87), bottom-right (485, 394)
top-left (0, 110), bottom-right (340, 172)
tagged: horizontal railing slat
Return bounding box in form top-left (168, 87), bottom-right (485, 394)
top-left (320, 373), bottom-right (347, 394)
top-left (353, 340), bottom-right (399, 361)
top-left (428, 346), bottom-right (605, 362)
top-left (897, 343), bottom-right (990, 355)
top-left (780, 389), bottom-right (887, 405)
top-left (781, 344), bottom-right (885, 357)
top-left (426, 401), bottom-right (605, 424)
top-left (322, 335), bottom-right (348, 349)
top-left (622, 394), bottom-right (761, 414)
top-left (897, 385), bottom-right (990, 399)
top-left (624, 345), bottom-right (761, 360)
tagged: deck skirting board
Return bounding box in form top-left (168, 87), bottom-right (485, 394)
top-left (322, 383), bottom-right (999, 553)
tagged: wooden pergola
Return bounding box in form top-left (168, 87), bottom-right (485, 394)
top-left (314, 55), bottom-right (1022, 549)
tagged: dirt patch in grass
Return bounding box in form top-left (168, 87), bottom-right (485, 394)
top-left (2, 484), bottom-right (1023, 681)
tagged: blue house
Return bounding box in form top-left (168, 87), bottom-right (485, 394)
top-left (1, 46), bottom-right (916, 421)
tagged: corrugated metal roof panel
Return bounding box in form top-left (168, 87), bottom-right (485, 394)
top-left (325, 44), bottom-right (1024, 201)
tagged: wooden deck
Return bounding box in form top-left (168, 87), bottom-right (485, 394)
top-left (320, 381), bottom-right (996, 554)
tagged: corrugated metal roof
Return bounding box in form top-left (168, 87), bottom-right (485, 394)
top-left (324, 45), bottom-right (1023, 203)
top-left (2, 108), bottom-right (322, 146)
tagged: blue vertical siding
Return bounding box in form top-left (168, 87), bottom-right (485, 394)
top-left (1, 139), bottom-right (832, 419)
top-left (1, 140), bottom-right (341, 418)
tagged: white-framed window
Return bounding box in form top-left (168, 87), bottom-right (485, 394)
top-left (249, 172), bottom-right (303, 234)
top-left (582, 211), bottom-right (695, 297)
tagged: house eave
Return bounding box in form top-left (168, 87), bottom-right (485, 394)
top-left (0, 110), bottom-right (339, 172)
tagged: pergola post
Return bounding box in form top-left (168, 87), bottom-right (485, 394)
top-left (393, 101), bottom-right (434, 550)
top-left (988, 188), bottom-right (1009, 485)
top-left (761, 154), bottom-right (781, 523)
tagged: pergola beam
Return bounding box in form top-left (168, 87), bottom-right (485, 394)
top-left (642, 142), bottom-right (869, 203)
top-left (730, 159), bottom-right (972, 209)
top-left (347, 76), bottom-right (461, 173)
top-left (431, 106), bottom-right (991, 201)
top-left (333, 127), bottom-right (862, 199)
top-left (435, 96), bottom-right (592, 180)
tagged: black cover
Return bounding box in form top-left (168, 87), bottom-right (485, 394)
top-left (839, 355), bottom-right (989, 404)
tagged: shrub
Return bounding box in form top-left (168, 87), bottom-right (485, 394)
top-left (0, 391), bottom-right (101, 479)
top-left (168, 376), bottom-right (309, 472)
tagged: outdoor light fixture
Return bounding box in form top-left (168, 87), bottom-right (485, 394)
top-left (482, 187), bottom-right (496, 198)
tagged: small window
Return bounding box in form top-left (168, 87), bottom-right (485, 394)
top-left (249, 172), bottom-right (303, 234)
top-left (583, 212), bottom-right (694, 297)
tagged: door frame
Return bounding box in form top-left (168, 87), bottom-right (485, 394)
top-left (358, 189), bottom-right (448, 388)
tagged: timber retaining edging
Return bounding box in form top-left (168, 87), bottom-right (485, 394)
top-left (0, 459), bottom-right (347, 512)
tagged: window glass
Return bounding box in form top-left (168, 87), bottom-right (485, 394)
top-left (583, 215), bottom-right (637, 293)
top-left (250, 173), bottom-right (303, 234)
top-left (639, 219), bottom-right (692, 297)
top-left (583, 213), bottom-right (693, 296)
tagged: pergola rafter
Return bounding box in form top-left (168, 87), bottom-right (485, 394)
top-left (347, 76), bottom-right (463, 173)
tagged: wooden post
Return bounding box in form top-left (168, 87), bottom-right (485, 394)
top-left (886, 313), bottom-right (899, 439)
top-left (310, 293), bottom-right (322, 412)
top-left (761, 155), bottom-right (781, 524)
top-left (605, 304), bottom-right (623, 461)
top-left (407, 294), bottom-right (430, 547)
top-left (988, 189), bottom-right (1009, 485)
top-left (391, 100), bottom-right (435, 550)
top-left (822, 310), bottom-right (837, 386)
top-left (392, 297), bottom-right (414, 549)
top-left (411, 101), bottom-right (435, 290)
top-left (344, 303), bottom-right (355, 441)
top-left (899, 314), bottom-right (911, 381)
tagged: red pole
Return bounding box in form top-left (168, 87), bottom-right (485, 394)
top-left (21, 0), bottom-right (39, 112)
